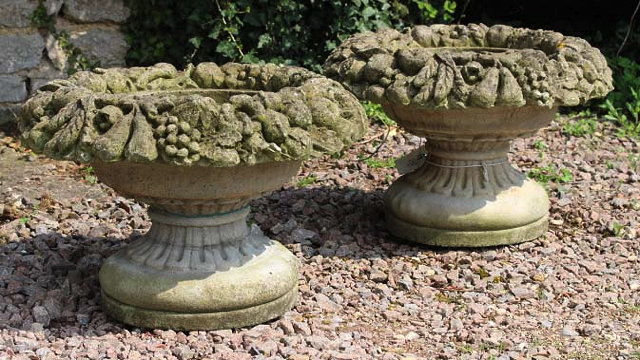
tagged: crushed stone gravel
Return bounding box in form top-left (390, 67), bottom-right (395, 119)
top-left (0, 116), bottom-right (638, 359)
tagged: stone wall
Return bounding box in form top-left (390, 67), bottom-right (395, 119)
top-left (0, 0), bottom-right (130, 126)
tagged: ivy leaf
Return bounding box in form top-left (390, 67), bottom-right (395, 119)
top-left (208, 25), bottom-right (222, 39)
top-left (216, 40), bottom-right (239, 59)
top-left (242, 51), bottom-right (261, 64)
top-left (362, 6), bottom-right (376, 19)
top-left (444, 0), bottom-right (457, 13)
top-left (257, 34), bottom-right (272, 49)
top-left (189, 37), bottom-right (202, 49)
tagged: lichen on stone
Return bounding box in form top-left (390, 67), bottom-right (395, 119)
top-left (324, 24), bottom-right (613, 110)
top-left (20, 63), bottom-right (368, 166)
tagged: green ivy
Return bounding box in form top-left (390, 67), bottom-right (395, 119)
top-left (412, 0), bottom-right (457, 22)
top-left (363, 101), bottom-right (396, 127)
top-left (124, 0), bottom-right (458, 70)
top-left (56, 32), bottom-right (101, 74)
top-left (605, 57), bottom-right (640, 121)
top-left (29, 0), bottom-right (55, 31)
top-left (29, 0), bottom-right (100, 74)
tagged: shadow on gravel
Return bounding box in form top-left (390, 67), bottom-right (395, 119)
top-left (0, 230), bottom-right (134, 336)
top-left (251, 185), bottom-right (491, 261)
top-left (0, 184), bottom-right (497, 338)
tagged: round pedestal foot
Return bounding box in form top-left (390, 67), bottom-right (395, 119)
top-left (101, 284), bottom-right (298, 331)
top-left (99, 209), bottom-right (299, 330)
top-left (100, 240), bottom-right (299, 330)
top-left (386, 212), bottom-right (548, 247)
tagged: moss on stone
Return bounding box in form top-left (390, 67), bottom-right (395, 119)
top-left (324, 24), bottom-right (613, 110)
top-left (20, 63), bottom-right (368, 166)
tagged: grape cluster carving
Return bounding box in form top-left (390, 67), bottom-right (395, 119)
top-left (20, 63), bottom-right (367, 166)
top-left (324, 24), bottom-right (613, 110)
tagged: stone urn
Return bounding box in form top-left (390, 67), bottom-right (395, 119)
top-left (325, 24), bottom-right (612, 247)
top-left (19, 63), bottom-right (367, 329)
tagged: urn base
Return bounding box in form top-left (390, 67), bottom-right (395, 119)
top-left (384, 137), bottom-right (550, 247)
top-left (100, 253), bottom-right (298, 331)
top-left (93, 160), bottom-right (302, 329)
top-left (386, 210), bottom-right (548, 247)
top-left (99, 208), bottom-right (299, 330)
top-left (101, 285), bottom-right (297, 331)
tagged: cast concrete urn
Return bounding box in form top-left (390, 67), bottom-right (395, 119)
top-left (325, 24), bottom-right (613, 247)
top-left (19, 63), bottom-right (367, 329)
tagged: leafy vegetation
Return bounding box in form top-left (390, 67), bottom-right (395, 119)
top-left (296, 175), bottom-right (317, 187)
top-left (80, 166), bottom-right (98, 184)
top-left (562, 113), bottom-right (598, 137)
top-left (527, 165), bottom-right (573, 185)
top-left (362, 101), bottom-right (396, 127)
top-left (28, 0), bottom-right (55, 31)
top-left (601, 87), bottom-right (640, 138)
top-left (30, 0), bottom-right (100, 74)
top-left (605, 57), bottom-right (640, 115)
top-left (533, 140), bottom-right (548, 151)
top-left (124, 0), bottom-right (458, 70)
top-left (608, 221), bottom-right (627, 237)
top-left (55, 32), bottom-right (101, 74)
top-left (363, 157), bottom-right (397, 169)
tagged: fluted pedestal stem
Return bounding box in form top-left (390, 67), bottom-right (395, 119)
top-left (122, 208), bottom-right (264, 272)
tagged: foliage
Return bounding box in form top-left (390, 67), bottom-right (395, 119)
top-left (562, 112), bottom-right (599, 137)
top-left (363, 156), bottom-right (396, 169)
top-left (607, 57), bottom-right (640, 109)
top-left (608, 221), bottom-right (626, 237)
top-left (29, 0), bottom-right (100, 74)
top-left (601, 93), bottom-right (640, 138)
top-left (55, 32), bottom-right (101, 74)
top-left (296, 175), bottom-right (317, 187)
top-left (412, 0), bottom-right (457, 22)
top-left (28, 0), bottom-right (55, 31)
top-left (527, 165), bottom-right (573, 184)
top-left (124, 0), bottom-right (458, 70)
top-left (533, 140), bottom-right (548, 151)
top-left (598, 58), bottom-right (640, 138)
top-left (362, 101), bottom-right (396, 127)
top-left (80, 166), bottom-right (98, 184)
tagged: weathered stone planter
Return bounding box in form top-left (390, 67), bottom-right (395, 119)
top-left (19, 63), bottom-right (367, 329)
top-left (325, 24), bottom-right (612, 247)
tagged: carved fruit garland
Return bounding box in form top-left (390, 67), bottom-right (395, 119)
top-left (324, 24), bottom-right (613, 110)
top-left (20, 63), bottom-right (368, 166)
